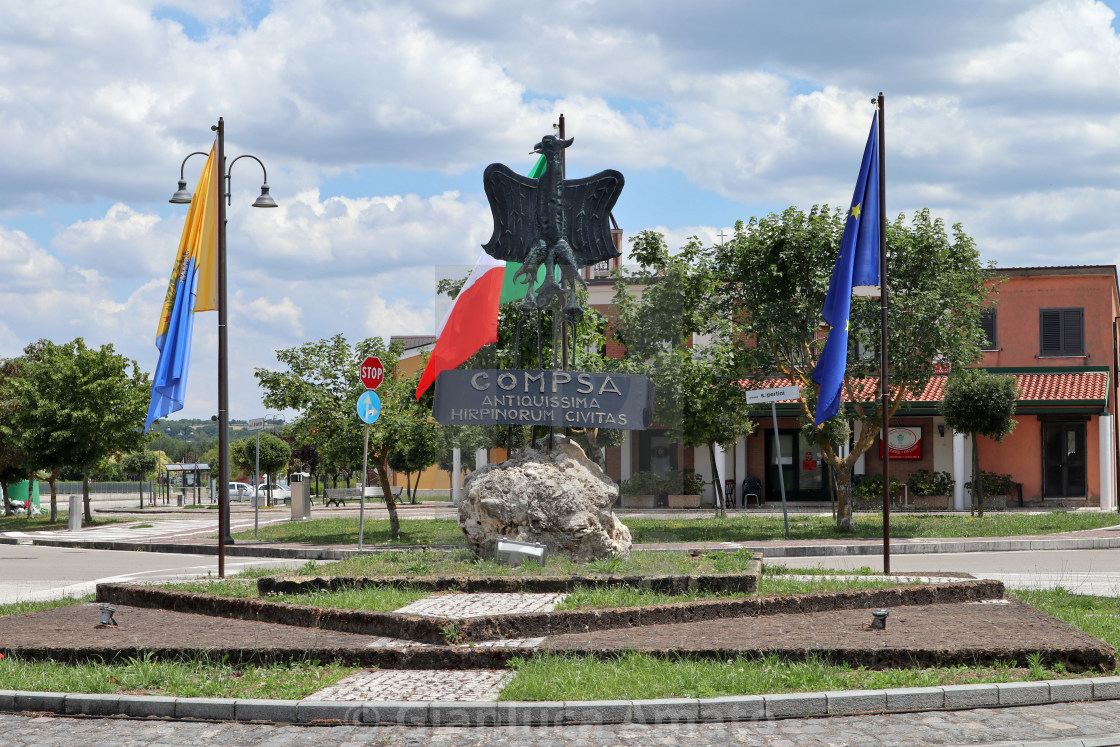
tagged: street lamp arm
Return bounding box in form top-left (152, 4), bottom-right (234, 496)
top-left (226, 154), bottom-right (272, 206)
top-left (178, 151), bottom-right (210, 179)
top-left (169, 151), bottom-right (211, 204)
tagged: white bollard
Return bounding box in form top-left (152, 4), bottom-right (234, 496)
top-left (67, 495), bottom-right (82, 531)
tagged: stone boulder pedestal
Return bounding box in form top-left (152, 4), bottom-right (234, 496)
top-left (459, 436), bottom-right (631, 562)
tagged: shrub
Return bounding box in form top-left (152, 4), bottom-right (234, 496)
top-left (852, 474), bottom-right (903, 499)
top-left (907, 469), bottom-right (954, 497)
top-left (665, 469), bottom-right (705, 495)
top-left (620, 471), bottom-right (665, 496)
top-left (965, 471), bottom-right (1015, 497)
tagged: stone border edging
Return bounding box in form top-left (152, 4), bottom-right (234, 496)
top-left (2, 677), bottom-right (1119, 726)
top-left (96, 579), bottom-right (1004, 645)
top-left (255, 555), bottom-right (762, 596)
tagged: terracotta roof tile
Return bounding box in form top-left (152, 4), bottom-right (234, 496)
top-left (741, 370), bottom-right (1109, 404)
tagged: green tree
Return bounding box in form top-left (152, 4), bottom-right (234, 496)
top-left (713, 207), bottom-right (992, 530)
top-left (256, 334), bottom-right (412, 539)
top-left (940, 369), bottom-right (1018, 516)
top-left (120, 450), bottom-right (159, 480)
top-left (0, 358), bottom-right (31, 515)
top-left (611, 231), bottom-right (756, 512)
top-left (3, 339), bottom-right (150, 523)
top-left (231, 432), bottom-right (291, 504)
top-left (387, 409), bottom-right (443, 501)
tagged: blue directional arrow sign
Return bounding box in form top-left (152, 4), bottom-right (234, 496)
top-left (357, 391), bottom-right (381, 424)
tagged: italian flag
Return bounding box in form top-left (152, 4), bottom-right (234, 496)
top-left (416, 252), bottom-right (507, 398)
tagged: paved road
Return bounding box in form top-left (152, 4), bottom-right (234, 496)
top-left (0, 544), bottom-right (312, 604)
top-left (777, 548), bottom-right (1120, 594)
top-left (3, 701), bottom-right (1120, 745)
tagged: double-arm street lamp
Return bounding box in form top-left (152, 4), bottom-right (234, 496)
top-left (170, 117), bottom-right (277, 577)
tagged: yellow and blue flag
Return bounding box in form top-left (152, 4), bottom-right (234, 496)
top-left (812, 113), bottom-right (880, 426)
top-left (144, 143), bottom-right (219, 432)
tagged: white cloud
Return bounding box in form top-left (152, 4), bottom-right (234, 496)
top-left (4, 0), bottom-right (1120, 417)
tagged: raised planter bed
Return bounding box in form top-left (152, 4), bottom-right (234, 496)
top-left (667, 494), bottom-right (702, 508)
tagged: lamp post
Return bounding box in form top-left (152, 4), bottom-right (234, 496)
top-left (170, 117), bottom-right (277, 577)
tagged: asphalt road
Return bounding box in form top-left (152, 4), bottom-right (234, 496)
top-left (776, 547), bottom-right (1120, 595)
top-left (0, 544), bottom-right (312, 604)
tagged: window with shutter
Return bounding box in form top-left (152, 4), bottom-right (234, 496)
top-left (980, 309), bottom-right (997, 350)
top-left (1039, 308), bottom-right (1084, 356)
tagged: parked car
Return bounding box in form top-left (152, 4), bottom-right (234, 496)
top-left (254, 483), bottom-right (291, 501)
top-left (228, 482), bottom-right (253, 501)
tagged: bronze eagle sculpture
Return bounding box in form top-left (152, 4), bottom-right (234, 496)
top-left (482, 135), bottom-right (624, 316)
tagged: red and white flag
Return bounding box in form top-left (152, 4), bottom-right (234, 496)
top-left (416, 252), bottom-right (505, 398)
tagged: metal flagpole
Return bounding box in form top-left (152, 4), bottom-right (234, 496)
top-left (877, 92), bottom-right (890, 575)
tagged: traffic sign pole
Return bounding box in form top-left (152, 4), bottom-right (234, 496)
top-left (359, 424), bottom-right (368, 551)
top-left (746, 386), bottom-right (799, 538)
top-left (770, 402), bottom-right (790, 538)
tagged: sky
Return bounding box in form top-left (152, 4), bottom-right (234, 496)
top-left (3, 0), bottom-right (1120, 420)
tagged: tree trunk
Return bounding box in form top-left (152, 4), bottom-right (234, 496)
top-left (973, 436), bottom-right (984, 517)
top-left (49, 470), bottom-right (58, 522)
top-left (833, 460), bottom-right (855, 531)
top-left (82, 466), bottom-right (92, 523)
top-left (376, 450), bottom-right (401, 539)
top-left (708, 446), bottom-right (724, 517)
top-left (0, 480), bottom-right (11, 515)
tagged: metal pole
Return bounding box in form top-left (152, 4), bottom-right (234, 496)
top-left (254, 425), bottom-right (260, 539)
top-left (877, 92), bottom-right (890, 575)
top-left (214, 117), bottom-right (233, 579)
top-left (359, 424), bottom-right (369, 550)
top-left (771, 402), bottom-right (790, 537)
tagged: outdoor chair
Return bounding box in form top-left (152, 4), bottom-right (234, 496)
top-left (742, 476), bottom-right (762, 508)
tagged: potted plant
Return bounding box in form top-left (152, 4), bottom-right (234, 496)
top-left (666, 469), bottom-right (704, 509)
top-left (906, 469), bottom-right (954, 510)
top-left (852, 474), bottom-right (904, 510)
top-left (619, 471), bottom-right (663, 509)
top-left (965, 471), bottom-right (1015, 511)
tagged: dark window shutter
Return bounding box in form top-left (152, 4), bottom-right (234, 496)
top-left (1040, 308), bottom-right (1084, 356)
top-left (980, 309), bottom-right (997, 350)
top-left (1062, 309), bottom-right (1083, 355)
top-left (1040, 310), bottom-right (1061, 355)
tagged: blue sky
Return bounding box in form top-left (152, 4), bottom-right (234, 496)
top-left (4, 0), bottom-right (1120, 419)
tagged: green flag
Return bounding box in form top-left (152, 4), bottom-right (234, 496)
top-left (498, 155), bottom-right (556, 303)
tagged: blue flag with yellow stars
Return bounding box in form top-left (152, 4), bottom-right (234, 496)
top-left (812, 113), bottom-right (880, 426)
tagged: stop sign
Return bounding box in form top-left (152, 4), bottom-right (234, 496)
top-left (359, 356), bottom-right (384, 390)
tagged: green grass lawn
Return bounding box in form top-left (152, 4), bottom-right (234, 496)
top-left (500, 587), bottom-right (1117, 700)
top-left (230, 511), bottom-right (1120, 547)
top-left (624, 511), bottom-right (1120, 543)
top-left (0, 513), bottom-right (127, 533)
top-left (0, 653), bottom-right (356, 700)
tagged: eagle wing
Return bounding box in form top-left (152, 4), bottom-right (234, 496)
top-left (481, 163), bottom-right (539, 261)
top-left (563, 169), bottom-right (625, 266)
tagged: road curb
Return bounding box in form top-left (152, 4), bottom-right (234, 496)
top-left (2, 677), bottom-right (1119, 725)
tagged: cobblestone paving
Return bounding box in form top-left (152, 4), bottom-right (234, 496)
top-left (394, 592), bottom-right (565, 618)
top-left (309, 668), bottom-right (514, 701)
top-left (5, 701), bottom-right (1120, 745)
top-left (364, 636), bottom-right (544, 649)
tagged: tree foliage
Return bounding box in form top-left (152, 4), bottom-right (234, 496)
top-left (710, 206), bottom-right (992, 530)
top-left (610, 230), bottom-right (756, 510)
top-left (940, 368), bottom-right (1018, 516)
top-left (2, 338), bottom-right (150, 522)
top-left (256, 334), bottom-right (415, 538)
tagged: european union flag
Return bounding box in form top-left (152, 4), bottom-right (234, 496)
top-left (812, 113), bottom-right (880, 426)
